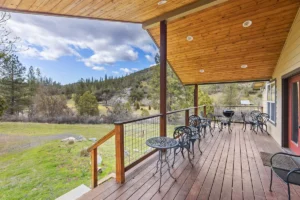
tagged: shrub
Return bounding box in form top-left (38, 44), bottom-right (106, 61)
top-left (77, 92), bottom-right (99, 116)
top-left (0, 96), bottom-right (7, 117)
top-left (141, 109), bottom-right (150, 117)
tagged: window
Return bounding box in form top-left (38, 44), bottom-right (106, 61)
top-left (267, 80), bottom-right (276, 124)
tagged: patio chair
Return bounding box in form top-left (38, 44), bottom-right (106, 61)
top-left (172, 126), bottom-right (193, 167)
top-left (219, 110), bottom-right (234, 133)
top-left (269, 152), bottom-right (300, 200)
top-left (199, 116), bottom-right (213, 138)
top-left (241, 111), bottom-right (255, 132)
top-left (188, 115), bottom-right (202, 157)
top-left (249, 110), bottom-right (261, 133)
top-left (206, 113), bottom-right (215, 130)
top-left (257, 113), bottom-right (270, 134)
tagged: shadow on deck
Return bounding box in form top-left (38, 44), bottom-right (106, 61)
top-left (79, 124), bottom-right (300, 200)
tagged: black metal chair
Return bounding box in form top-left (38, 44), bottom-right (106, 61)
top-left (172, 126), bottom-right (193, 167)
top-left (188, 115), bottom-right (202, 157)
top-left (241, 111), bottom-right (255, 132)
top-left (269, 152), bottom-right (300, 200)
top-left (250, 110), bottom-right (261, 133)
top-left (219, 110), bottom-right (234, 133)
top-left (199, 116), bottom-right (213, 138)
top-left (257, 113), bottom-right (270, 134)
top-left (206, 113), bottom-right (215, 130)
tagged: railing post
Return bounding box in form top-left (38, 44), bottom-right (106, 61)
top-left (91, 148), bottom-right (98, 188)
top-left (194, 84), bottom-right (198, 115)
top-left (115, 124), bottom-right (125, 183)
top-left (160, 20), bottom-right (167, 137)
top-left (185, 109), bottom-right (189, 126)
top-left (204, 105), bottom-right (207, 117)
top-left (260, 106), bottom-right (264, 113)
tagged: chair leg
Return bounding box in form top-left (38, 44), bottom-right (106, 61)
top-left (172, 148), bottom-right (176, 167)
top-left (288, 183), bottom-right (291, 200)
top-left (269, 169), bottom-right (273, 192)
top-left (198, 139), bottom-right (202, 154)
top-left (209, 125), bottom-right (213, 137)
top-left (181, 148), bottom-right (185, 159)
top-left (191, 140), bottom-right (195, 158)
top-left (187, 148), bottom-right (193, 167)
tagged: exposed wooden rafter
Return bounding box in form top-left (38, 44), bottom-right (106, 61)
top-left (142, 0), bottom-right (228, 29)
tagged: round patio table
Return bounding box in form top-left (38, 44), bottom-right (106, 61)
top-left (146, 137), bottom-right (178, 192)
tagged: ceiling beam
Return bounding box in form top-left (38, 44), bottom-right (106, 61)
top-left (142, 0), bottom-right (228, 29)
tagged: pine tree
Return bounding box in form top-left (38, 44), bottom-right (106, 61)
top-left (0, 55), bottom-right (27, 114)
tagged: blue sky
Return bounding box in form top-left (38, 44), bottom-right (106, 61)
top-left (7, 13), bottom-right (157, 85)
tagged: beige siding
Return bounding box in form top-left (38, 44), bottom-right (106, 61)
top-left (265, 8), bottom-right (300, 145)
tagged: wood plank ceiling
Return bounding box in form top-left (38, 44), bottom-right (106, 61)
top-left (0, 0), bottom-right (198, 23)
top-left (0, 0), bottom-right (299, 84)
top-left (148, 0), bottom-right (300, 84)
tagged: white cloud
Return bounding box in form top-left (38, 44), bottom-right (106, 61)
top-left (120, 68), bottom-right (132, 74)
top-left (132, 68), bottom-right (139, 71)
top-left (7, 13), bottom-right (157, 70)
top-left (149, 63), bottom-right (157, 68)
top-left (145, 54), bottom-right (154, 62)
top-left (112, 71), bottom-right (119, 74)
top-left (92, 66), bottom-right (105, 71)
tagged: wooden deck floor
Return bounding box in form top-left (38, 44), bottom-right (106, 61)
top-left (79, 124), bottom-right (300, 200)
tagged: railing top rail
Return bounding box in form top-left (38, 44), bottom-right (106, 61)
top-left (88, 129), bottom-right (115, 152)
top-left (211, 105), bottom-right (262, 108)
top-left (114, 113), bottom-right (163, 125)
top-left (166, 105), bottom-right (205, 115)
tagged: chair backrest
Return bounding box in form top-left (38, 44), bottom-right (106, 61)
top-left (257, 113), bottom-right (270, 124)
top-left (199, 111), bottom-right (205, 118)
top-left (189, 115), bottom-right (201, 127)
top-left (250, 110), bottom-right (261, 120)
top-left (173, 126), bottom-right (191, 147)
top-left (206, 113), bottom-right (214, 120)
top-left (241, 111), bottom-right (247, 122)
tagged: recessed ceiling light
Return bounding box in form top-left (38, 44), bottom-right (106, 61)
top-left (158, 0), bottom-right (167, 5)
top-left (187, 36), bottom-right (193, 41)
top-left (243, 20), bottom-right (252, 28)
top-left (199, 69), bottom-right (205, 73)
top-left (241, 64), bottom-right (248, 68)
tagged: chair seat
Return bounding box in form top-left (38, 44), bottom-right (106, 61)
top-left (190, 134), bottom-right (200, 140)
top-left (273, 168), bottom-right (300, 185)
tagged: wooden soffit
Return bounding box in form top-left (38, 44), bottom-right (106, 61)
top-left (148, 0), bottom-right (300, 85)
top-left (0, 0), bottom-right (223, 23)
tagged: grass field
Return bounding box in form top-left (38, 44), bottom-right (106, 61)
top-left (0, 122), bottom-right (115, 200)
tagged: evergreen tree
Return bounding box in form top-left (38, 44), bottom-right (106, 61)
top-left (0, 96), bottom-right (7, 116)
top-left (27, 66), bottom-right (37, 96)
top-left (77, 91), bottom-right (99, 116)
top-left (0, 55), bottom-right (27, 114)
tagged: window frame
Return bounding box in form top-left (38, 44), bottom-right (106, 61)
top-left (266, 79), bottom-right (276, 125)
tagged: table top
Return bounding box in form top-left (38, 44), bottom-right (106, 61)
top-left (146, 137), bottom-right (178, 149)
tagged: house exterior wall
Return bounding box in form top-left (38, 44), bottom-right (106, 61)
top-left (263, 8), bottom-right (300, 146)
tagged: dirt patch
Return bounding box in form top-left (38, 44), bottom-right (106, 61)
top-left (0, 133), bottom-right (79, 155)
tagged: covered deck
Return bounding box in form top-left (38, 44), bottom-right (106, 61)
top-left (79, 125), bottom-right (300, 200)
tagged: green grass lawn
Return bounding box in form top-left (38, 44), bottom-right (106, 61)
top-left (0, 122), bottom-right (115, 200)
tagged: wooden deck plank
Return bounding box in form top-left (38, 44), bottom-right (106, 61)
top-left (240, 128), bottom-right (255, 200)
top-left (141, 131), bottom-right (216, 200)
top-left (80, 125), bottom-right (300, 200)
top-left (185, 129), bottom-right (226, 200)
top-left (197, 132), bottom-right (230, 199)
top-left (243, 129), bottom-right (266, 200)
top-left (209, 131), bottom-right (232, 200)
top-left (220, 127), bottom-right (236, 200)
top-left (232, 131), bottom-right (243, 200)
top-left (162, 131), bottom-right (222, 200)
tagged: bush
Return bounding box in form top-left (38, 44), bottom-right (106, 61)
top-left (77, 92), bottom-right (99, 116)
top-left (0, 96), bottom-right (7, 117)
top-left (141, 109), bottom-right (150, 117)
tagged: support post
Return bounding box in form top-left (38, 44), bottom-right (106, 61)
top-left (91, 148), bottom-right (98, 188)
top-left (160, 20), bottom-right (167, 137)
top-left (194, 84), bottom-right (198, 115)
top-left (260, 106), bottom-right (264, 113)
top-left (185, 109), bottom-right (189, 126)
top-left (204, 105), bottom-right (207, 117)
top-left (115, 124), bottom-right (125, 183)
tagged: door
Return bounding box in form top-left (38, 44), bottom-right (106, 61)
top-left (288, 74), bottom-right (300, 154)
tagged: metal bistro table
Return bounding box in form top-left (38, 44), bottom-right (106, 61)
top-left (146, 136), bottom-right (178, 192)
